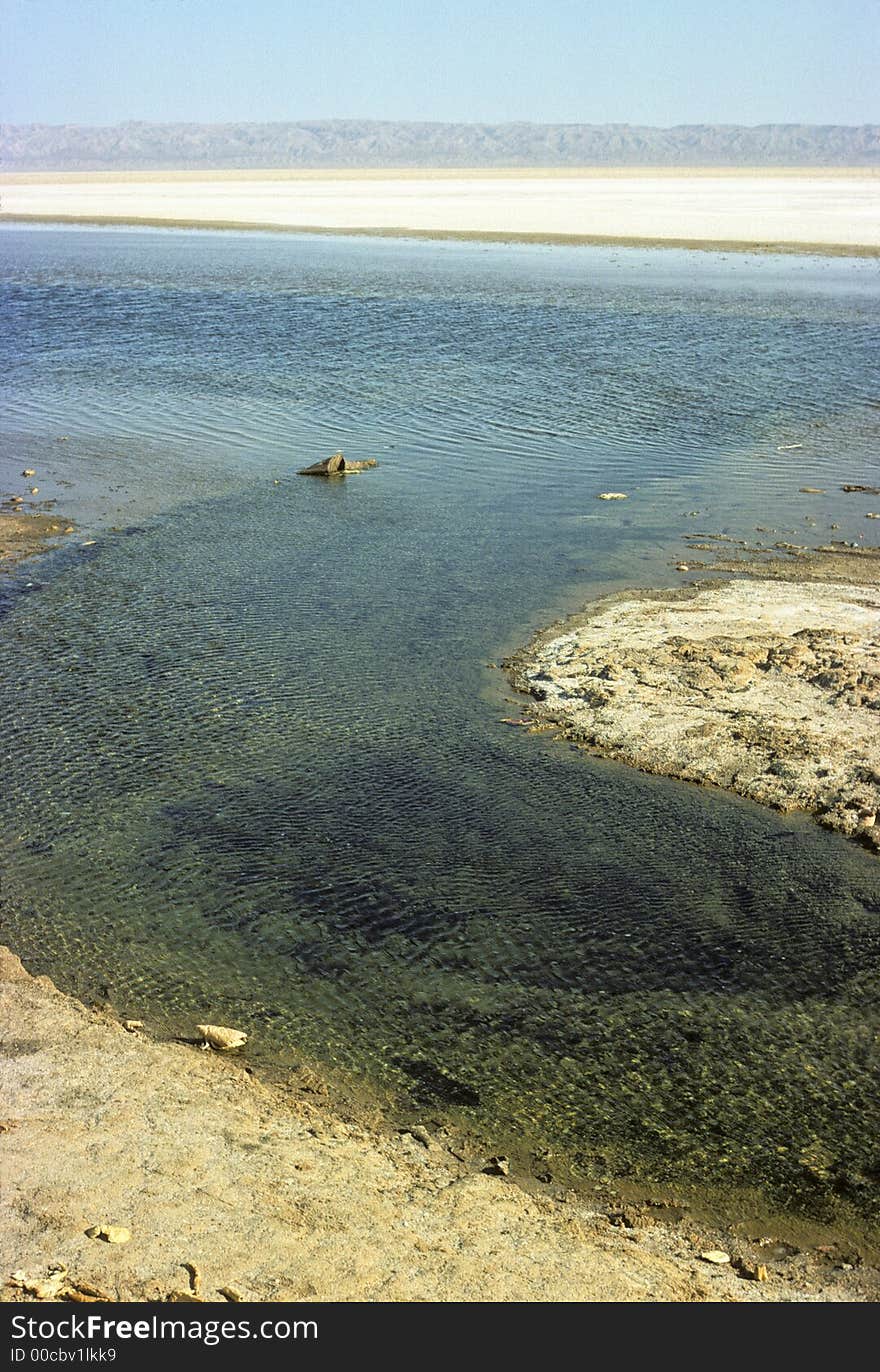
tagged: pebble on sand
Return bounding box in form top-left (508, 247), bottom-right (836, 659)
top-left (85, 1225), bottom-right (132, 1245)
top-left (197, 1023), bottom-right (248, 1051)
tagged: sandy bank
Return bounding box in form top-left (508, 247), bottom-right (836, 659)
top-left (2, 947), bottom-right (874, 1304)
top-left (2, 168), bottom-right (878, 255)
top-left (508, 548), bottom-right (880, 854)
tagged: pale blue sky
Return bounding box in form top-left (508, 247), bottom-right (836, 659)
top-left (1, 0), bottom-right (876, 126)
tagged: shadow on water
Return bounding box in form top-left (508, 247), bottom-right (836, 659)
top-left (1, 228), bottom-right (879, 1234)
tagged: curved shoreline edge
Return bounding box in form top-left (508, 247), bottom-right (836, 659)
top-left (505, 548), bottom-right (880, 857)
top-left (2, 213), bottom-right (879, 258)
top-left (2, 945), bottom-right (876, 1304)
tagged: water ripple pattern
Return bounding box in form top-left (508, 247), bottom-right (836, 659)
top-left (1, 227), bottom-right (879, 1227)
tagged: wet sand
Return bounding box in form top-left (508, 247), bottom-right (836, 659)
top-left (0, 511), bottom-right (72, 566)
top-left (2, 167), bottom-right (878, 254)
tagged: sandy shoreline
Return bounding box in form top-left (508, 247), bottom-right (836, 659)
top-left (4, 215), bottom-right (878, 258)
top-left (2, 167), bottom-right (878, 255)
top-left (507, 545), bottom-right (880, 856)
top-left (2, 946), bottom-right (876, 1304)
top-left (8, 167), bottom-right (878, 182)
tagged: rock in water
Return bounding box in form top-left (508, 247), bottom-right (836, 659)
top-left (197, 1023), bottom-right (248, 1050)
top-left (299, 452), bottom-right (347, 475)
top-left (298, 452), bottom-right (378, 476)
top-left (597, 491), bottom-right (628, 500)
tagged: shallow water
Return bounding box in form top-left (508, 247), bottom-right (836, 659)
top-left (2, 227), bottom-right (879, 1227)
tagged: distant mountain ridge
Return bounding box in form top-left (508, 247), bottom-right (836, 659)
top-left (2, 121), bottom-right (878, 170)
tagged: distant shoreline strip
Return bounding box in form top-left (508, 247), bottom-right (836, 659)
top-left (2, 212), bottom-right (878, 258)
top-left (3, 166), bottom-right (879, 182)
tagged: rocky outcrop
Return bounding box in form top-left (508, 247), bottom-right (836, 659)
top-left (510, 571), bottom-right (880, 853)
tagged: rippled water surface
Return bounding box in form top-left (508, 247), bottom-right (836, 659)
top-left (2, 227), bottom-right (879, 1227)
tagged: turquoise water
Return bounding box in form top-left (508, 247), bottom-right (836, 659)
top-left (2, 227), bottom-right (879, 1227)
